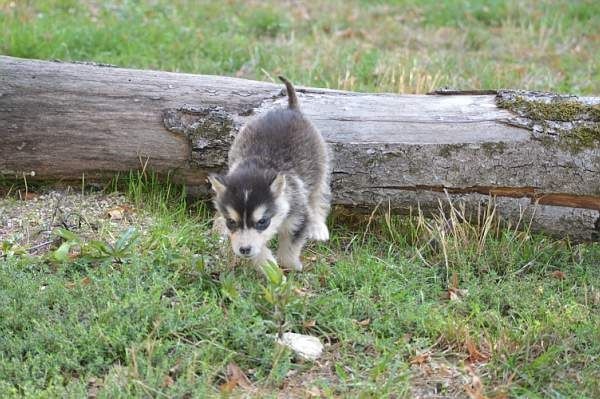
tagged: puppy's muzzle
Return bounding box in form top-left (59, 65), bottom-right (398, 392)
top-left (238, 246), bottom-right (252, 256)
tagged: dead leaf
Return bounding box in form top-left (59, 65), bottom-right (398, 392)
top-left (303, 319), bottom-right (317, 329)
top-left (162, 375), bottom-right (174, 388)
top-left (68, 248), bottom-right (81, 260)
top-left (357, 318), bottom-right (371, 326)
top-left (466, 338), bottom-right (489, 363)
top-left (443, 272), bottom-right (469, 301)
top-left (319, 275), bottom-right (327, 287)
top-left (107, 206), bottom-right (125, 220)
top-left (229, 362), bottom-right (252, 388)
top-left (446, 289), bottom-right (459, 301)
top-left (168, 359), bottom-right (182, 378)
top-left (219, 378), bottom-right (237, 393)
top-left (22, 192), bottom-right (39, 201)
top-left (66, 277), bottom-right (91, 289)
top-left (410, 352), bottom-right (431, 365)
top-left (443, 287), bottom-right (469, 301)
top-left (219, 362), bottom-right (252, 393)
top-left (294, 287), bottom-right (311, 297)
top-left (551, 270), bottom-right (566, 280)
top-left (465, 374), bottom-right (486, 399)
top-left (120, 204), bottom-right (134, 213)
top-left (335, 28), bottom-right (365, 39)
top-left (464, 365), bottom-right (488, 399)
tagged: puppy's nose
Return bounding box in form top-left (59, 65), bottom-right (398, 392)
top-left (239, 246), bottom-right (252, 256)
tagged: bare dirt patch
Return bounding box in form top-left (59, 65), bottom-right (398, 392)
top-left (0, 189), bottom-right (151, 255)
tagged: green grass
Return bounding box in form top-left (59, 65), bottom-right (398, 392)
top-left (1, 0), bottom-right (600, 397)
top-left (1, 0), bottom-right (598, 94)
top-left (1, 175), bottom-right (599, 397)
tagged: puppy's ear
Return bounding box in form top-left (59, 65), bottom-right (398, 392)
top-left (270, 173), bottom-right (286, 197)
top-left (207, 174), bottom-right (226, 197)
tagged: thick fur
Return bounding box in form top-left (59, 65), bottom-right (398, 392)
top-left (209, 76), bottom-right (330, 271)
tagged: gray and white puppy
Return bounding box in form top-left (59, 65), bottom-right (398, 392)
top-left (208, 76), bottom-right (330, 271)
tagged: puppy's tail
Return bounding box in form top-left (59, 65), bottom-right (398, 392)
top-left (278, 75), bottom-right (298, 109)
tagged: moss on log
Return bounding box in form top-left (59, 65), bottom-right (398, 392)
top-left (496, 90), bottom-right (600, 152)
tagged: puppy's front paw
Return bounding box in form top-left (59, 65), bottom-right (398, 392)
top-left (307, 222), bottom-right (329, 241)
top-left (277, 254), bottom-right (303, 271)
top-left (211, 216), bottom-right (229, 241)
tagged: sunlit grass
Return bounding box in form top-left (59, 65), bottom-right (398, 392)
top-left (1, 0), bottom-right (598, 94)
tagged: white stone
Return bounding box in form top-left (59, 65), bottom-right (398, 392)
top-left (277, 332), bottom-right (324, 361)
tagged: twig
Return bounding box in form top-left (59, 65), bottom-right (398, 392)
top-left (132, 380), bottom-right (170, 398)
top-left (28, 240), bottom-right (56, 254)
top-left (414, 246), bottom-right (433, 268)
top-left (361, 199), bottom-right (383, 245)
top-left (46, 189), bottom-right (69, 234)
top-left (427, 88), bottom-right (498, 95)
top-left (22, 172), bottom-right (28, 199)
top-left (512, 260), bottom-right (535, 276)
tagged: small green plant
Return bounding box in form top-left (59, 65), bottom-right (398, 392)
top-left (51, 227), bottom-right (82, 262)
top-left (86, 227), bottom-right (139, 264)
top-left (260, 262), bottom-right (300, 339)
top-left (0, 240), bottom-right (27, 259)
top-left (51, 226), bottom-right (138, 264)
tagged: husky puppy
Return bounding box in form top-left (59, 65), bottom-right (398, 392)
top-left (208, 76), bottom-right (330, 271)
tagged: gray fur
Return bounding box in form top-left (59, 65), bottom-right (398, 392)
top-left (209, 76), bottom-right (330, 271)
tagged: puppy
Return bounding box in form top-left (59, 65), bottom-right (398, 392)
top-left (208, 76), bottom-right (330, 271)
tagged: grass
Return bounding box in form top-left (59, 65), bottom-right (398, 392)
top-left (1, 0), bottom-right (599, 94)
top-left (1, 175), bottom-right (599, 397)
top-left (1, 0), bottom-right (600, 397)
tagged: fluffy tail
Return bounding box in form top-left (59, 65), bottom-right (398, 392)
top-left (278, 75), bottom-right (298, 109)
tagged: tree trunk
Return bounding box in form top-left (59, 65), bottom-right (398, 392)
top-left (1, 56), bottom-right (599, 240)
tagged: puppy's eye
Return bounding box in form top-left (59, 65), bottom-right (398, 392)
top-left (225, 218), bottom-right (237, 229)
top-left (255, 217), bottom-right (270, 230)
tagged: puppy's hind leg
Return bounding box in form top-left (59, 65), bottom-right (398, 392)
top-left (306, 180), bottom-right (331, 241)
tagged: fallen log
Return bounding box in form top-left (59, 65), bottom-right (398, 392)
top-left (1, 56), bottom-right (599, 240)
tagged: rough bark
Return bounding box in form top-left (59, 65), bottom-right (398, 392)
top-left (1, 56), bottom-right (599, 240)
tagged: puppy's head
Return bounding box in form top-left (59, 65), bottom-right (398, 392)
top-left (208, 168), bottom-right (289, 259)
